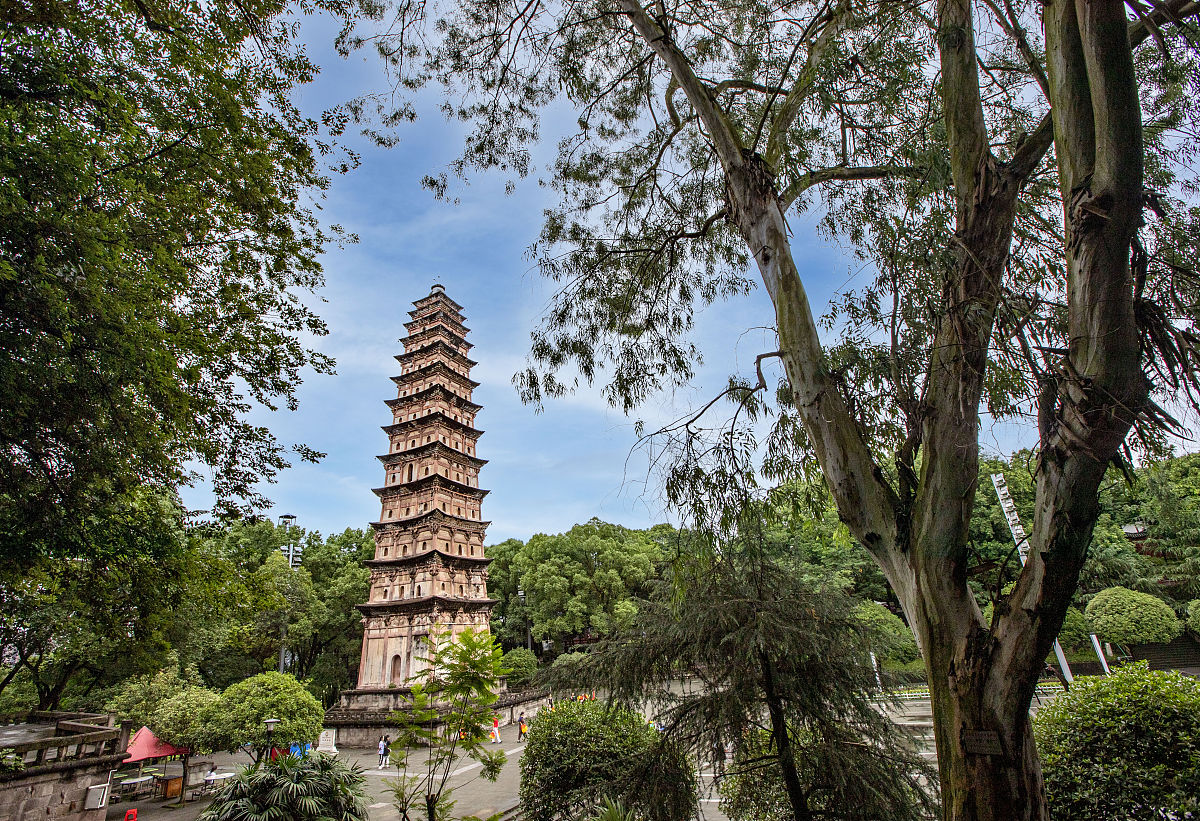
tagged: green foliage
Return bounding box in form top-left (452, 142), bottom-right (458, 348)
top-left (106, 654), bottom-right (203, 729)
top-left (1084, 587), bottom-right (1181, 646)
top-left (1034, 663), bottom-right (1200, 819)
top-left (0, 748), bottom-right (23, 773)
top-left (1188, 600), bottom-right (1200, 634)
top-left (501, 648), bottom-right (538, 688)
top-left (1056, 607), bottom-right (1089, 651)
top-left (385, 629), bottom-right (507, 821)
top-left (152, 686), bottom-right (220, 755)
top-left (853, 601), bottom-right (918, 664)
top-left (495, 520), bottom-right (665, 648)
top-left (0, 0), bottom-right (353, 568)
top-left (207, 672), bottom-right (324, 757)
top-left (199, 753), bottom-right (369, 821)
top-left (0, 491), bottom-right (210, 711)
top-left (519, 700), bottom-right (696, 821)
top-left (544, 515), bottom-right (935, 821)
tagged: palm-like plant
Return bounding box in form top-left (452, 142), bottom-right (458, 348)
top-left (199, 753), bottom-right (369, 821)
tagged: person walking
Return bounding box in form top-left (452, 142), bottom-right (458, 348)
top-left (491, 715), bottom-right (501, 744)
top-left (377, 736), bottom-right (386, 767)
top-left (517, 712), bottom-right (527, 742)
top-left (383, 735), bottom-right (392, 766)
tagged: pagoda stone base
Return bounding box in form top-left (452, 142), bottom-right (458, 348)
top-left (324, 685), bottom-right (548, 748)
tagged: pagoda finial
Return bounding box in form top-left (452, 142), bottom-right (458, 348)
top-left (430, 282), bottom-right (445, 294)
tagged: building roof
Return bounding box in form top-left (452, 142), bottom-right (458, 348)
top-left (372, 473), bottom-right (489, 499)
top-left (391, 361), bottom-right (480, 389)
top-left (377, 441), bottom-right (488, 468)
top-left (383, 410), bottom-right (484, 437)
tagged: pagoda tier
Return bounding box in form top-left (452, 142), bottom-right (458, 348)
top-left (353, 284), bottom-right (493, 691)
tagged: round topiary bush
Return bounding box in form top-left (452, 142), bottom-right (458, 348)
top-left (1187, 599), bottom-right (1200, 635)
top-left (519, 699), bottom-right (695, 821)
top-left (1083, 587), bottom-right (1181, 646)
top-left (1033, 662), bottom-right (1200, 820)
top-left (1056, 606), bottom-right (1089, 651)
top-left (502, 648), bottom-right (539, 688)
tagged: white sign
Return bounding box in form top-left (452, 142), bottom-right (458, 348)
top-left (317, 729), bottom-right (338, 755)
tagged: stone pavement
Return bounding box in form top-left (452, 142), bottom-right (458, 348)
top-left (104, 737), bottom-right (729, 821)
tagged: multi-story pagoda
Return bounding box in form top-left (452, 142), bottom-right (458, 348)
top-left (354, 284), bottom-right (494, 689)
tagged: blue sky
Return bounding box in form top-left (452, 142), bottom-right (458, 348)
top-left (184, 14), bottom-right (1031, 544)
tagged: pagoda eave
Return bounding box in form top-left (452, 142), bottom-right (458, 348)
top-left (372, 478), bottom-right (489, 498)
top-left (370, 510), bottom-right (492, 531)
top-left (377, 444), bottom-right (487, 468)
top-left (357, 595), bottom-right (496, 615)
top-left (391, 365), bottom-right (480, 389)
top-left (382, 414), bottom-right (483, 436)
top-left (365, 549), bottom-right (493, 568)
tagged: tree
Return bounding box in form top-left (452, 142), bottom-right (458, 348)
top-left (510, 520), bottom-right (664, 648)
top-left (0, 489), bottom-right (207, 709)
top-left (152, 686), bottom-right (220, 806)
top-left (1033, 662), bottom-right (1200, 819)
top-left (341, 0), bottom-right (1200, 815)
top-left (1084, 587), bottom-right (1181, 646)
top-left (106, 654), bottom-right (203, 730)
top-left (208, 672), bottom-right (325, 762)
top-left (199, 753), bottom-right (370, 821)
top-left (0, 0), bottom-right (352, 568)
top-left (501, 648), bottom-right (538, 688)
top-left (385, 629), bottom-right (507, 821)
top-left (518, 700), bottom-right (696, 821)
top-left (545, 504), bottom-right (935, 821)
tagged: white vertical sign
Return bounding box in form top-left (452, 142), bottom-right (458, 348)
top-left (990, 474), bottom-right (1074, 684)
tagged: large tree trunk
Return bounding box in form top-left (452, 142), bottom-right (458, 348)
top-left (621, 0), bottom-right (1159, 818)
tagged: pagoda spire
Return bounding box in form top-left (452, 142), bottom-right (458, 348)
top-left (354, 284), bottom-right (494, 689)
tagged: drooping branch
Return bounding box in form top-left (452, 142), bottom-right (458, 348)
top-left (779, 164), bottom-right (924, 210)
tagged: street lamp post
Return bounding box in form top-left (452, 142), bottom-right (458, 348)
top-left (263, 718), bottom-right (280, 764)
top-left (277, 514), bottom-right (298, 673)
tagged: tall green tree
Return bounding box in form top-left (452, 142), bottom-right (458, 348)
top-left (152, 686), bottom-right (221, 806)
top-left (341, 0), bottom-right (1200, 815)
top-left (0, 0), bottom-right (353, 568)
top-left (508, 520), bottom-right (664, 649)
top-left (545, 505), bottom-right (935, 821)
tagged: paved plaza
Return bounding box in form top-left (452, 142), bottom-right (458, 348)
top-left (103, 737), bottom-right (730, 821)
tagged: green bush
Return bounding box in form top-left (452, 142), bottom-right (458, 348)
top-left (1033, 662), bottom-right (1200, 820)
top-left (853, 601), bottom-right (919, 664)
top-left (519, 700), bottom-right (695, 821)
top-left (199, 753), bottom-right (369, 821)
top-left (207, 672), bottom-right (324, 754)
top-left (1084, 587), bottom-right (1181, 645)
top-left (1187, 599), bottom-right (1200, 635)
top-left (502, 648), bottom-right (539, 688)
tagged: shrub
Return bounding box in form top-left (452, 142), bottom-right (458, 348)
top-left (502, 648), bottom-right (539, 688)
top-left (853, 601), bottom-right (919, 664)
top-left (1033, 662), bottom-right (1200, 820)
top-left (1084, 587), bottom-right (1181, 645)
top-left (1187, 599), bottom-right (1200, 635)
top-left (519, 700), bottom-right (695, 821)
top-left (199, 753), bottom-right (369, 821)
top-left (207, 672), bottom-right (324, 756)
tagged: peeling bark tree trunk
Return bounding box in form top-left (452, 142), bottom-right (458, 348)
top-left (619, 0), bottom-right (1165, 818)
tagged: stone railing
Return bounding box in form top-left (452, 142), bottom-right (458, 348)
top-left (0, 712), bottom-right (127, 779)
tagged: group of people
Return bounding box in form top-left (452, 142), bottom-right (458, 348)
top-left (376, 735), bottom-right (391, 767)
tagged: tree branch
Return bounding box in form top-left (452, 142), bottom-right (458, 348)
top-left (779, 164), bottom-right (923, 210)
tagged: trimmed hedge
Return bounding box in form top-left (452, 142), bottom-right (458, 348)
top-left (1083, 587), bottom-right (1180, 646)
top-left (1034, 662), bottom-right (1200, 819)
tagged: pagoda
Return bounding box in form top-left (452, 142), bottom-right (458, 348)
top-left (353, 284), bottom-right (494, 688)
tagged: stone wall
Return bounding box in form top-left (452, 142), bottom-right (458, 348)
top-left (0, 754), bottom-right (125, 821)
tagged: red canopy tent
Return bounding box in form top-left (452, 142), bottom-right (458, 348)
top-left (125, 726), bottom-right (186, 762)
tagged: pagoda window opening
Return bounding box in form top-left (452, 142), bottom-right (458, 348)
top-left (403, 545), bottom-right (409, 556)
top-left (421, 541), bottom-right (426, 550)
top-left (470, 546), bottom-right (475, 556)
top-left (425, 466), bottom-right (430, 476)
top-left (387, 510), bottom-right (393, 518)
top-left (416, 585), bottom-right (422, 596)
top-left (407, 464), bottom-right (414, 481)
top-left (383, 547), bottom-right (389, 557)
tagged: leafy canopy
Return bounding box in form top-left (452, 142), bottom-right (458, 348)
top-left (1034, 663), bottom-right (1200, 820)
top-left (0, 0), bottom-right (355, 567)
top-left (1084, 587), bottom-right (1182, 646)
